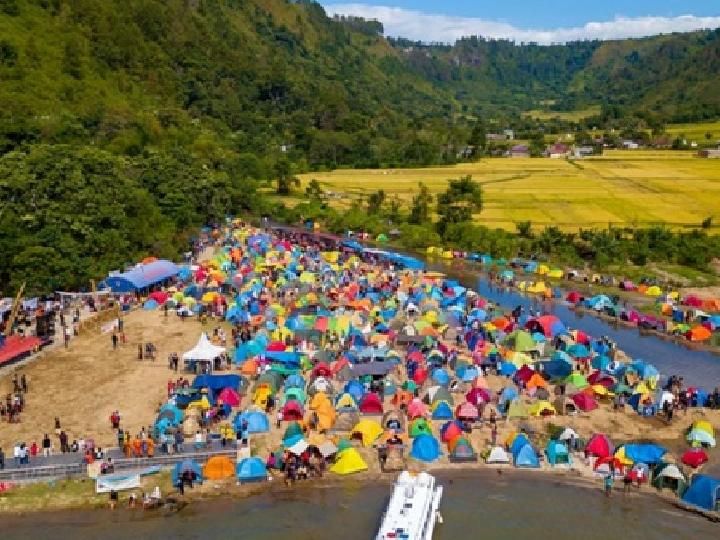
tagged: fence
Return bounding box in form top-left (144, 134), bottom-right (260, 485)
top-left (0, 448), bottom-right (237, 483)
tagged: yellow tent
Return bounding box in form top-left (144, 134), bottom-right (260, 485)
top-left (526, 282), bottom-right (547, 294)
top-left (351, 419), bottom-right (384, 446)
top-left (330, 448), bottom-right (368, 475)
top-left (310, 392), bottom-right (332, 410)
top-left (645, 286), bottom-right (662, 297)
top-left (614, 446), bottom-right (633, 466)
top-left (509, 351), bottom-right (533, 367)
top-left (504, 431), bottom-right (518, 447)
top-left (591, 384), bottom-right (614, 397)
top-left (299, 272), bottom-right (316, 284)
top-left (528, 401), bottom-right (556, 416)
top-left (441, 251), bottom-right (454, 259)
top-left (692, 420), bottom-right (714, 437)
top-left (202, 291), bottom-right (219, 302)
top-left (253, 387), bottom-right (272, 407)
top-left (315, 402), bottom-right (336, 431)
top-left (547, 269), bottom-right (563, 279)
top-left (186, 396), bottom-right (211, 410)
top-left (537, 264), bottom-right (549, 275)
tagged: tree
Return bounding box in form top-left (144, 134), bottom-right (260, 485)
top-left (409, 182), bottom-right (432, 224)
top-left (436, 175), bottom-right (483, 236)
top-left (367, 189), bottom-right (386, 214)
top-left (305, 179), bottom-right (323, 202)
top-left (516, 221), bottom-right (533, 238)
top-left (275, 158), bottom-right (299, 195)
top-left (468, 120), bottom-right (486, 156)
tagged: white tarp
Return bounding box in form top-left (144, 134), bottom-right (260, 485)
top-left (182, 333), bottom-right (226, 361)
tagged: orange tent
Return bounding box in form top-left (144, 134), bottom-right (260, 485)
top-left (240, 359), bottom-right (259, 376)
top-left (204, 455), bottom-right (235, 480)
top-left (491, 317), bottom-right (511, 331)
top-left (392, 390), bottom-right (413, 407)
top-left (687, 326), bottom-right (711, 341)
top-left (527, 373), bottom-right (548, 389)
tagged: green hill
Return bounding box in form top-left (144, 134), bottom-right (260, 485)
top-left (1, 0), bottom-right (719, 294)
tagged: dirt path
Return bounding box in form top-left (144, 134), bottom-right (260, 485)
top-left (0, 309), bottom-right (221, 451)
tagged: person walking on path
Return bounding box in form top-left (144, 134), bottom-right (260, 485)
top-left (42, 434), bottom-right (51, 457)
top-left (604, 473), bottom-right (614, 497)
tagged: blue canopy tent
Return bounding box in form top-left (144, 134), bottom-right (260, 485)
top-left (236, 457), bottom-right (268, 483)
top-left (193, 374), bottom-right (242, 392)
top-left (103, 260), bottom-right (180, 293)
top-left (620, 444), bottom-right (667, 465)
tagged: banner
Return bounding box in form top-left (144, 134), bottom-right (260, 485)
top-left (96, 474), bottom-right (141, 493)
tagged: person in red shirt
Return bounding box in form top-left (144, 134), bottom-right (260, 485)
top-left (30, 442), bottom-right (38, 457)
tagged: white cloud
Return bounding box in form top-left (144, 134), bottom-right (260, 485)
top-left (323, 4), bottom-right (720, 44)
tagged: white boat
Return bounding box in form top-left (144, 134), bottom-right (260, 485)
top-left (376, 471), bottom-right (444, 540)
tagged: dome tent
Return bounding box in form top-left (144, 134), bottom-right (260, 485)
top-left (486, 446), bottom-right (510, 464)
top-left (330, 448), bottom-right (368, 475)
top-left (411, 434), bottom-right (441, 462)
top-left (236, 457), bottom-right (268, 483)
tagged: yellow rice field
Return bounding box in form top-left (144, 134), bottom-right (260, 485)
top-left (293, 150), bottom-right (720, 232)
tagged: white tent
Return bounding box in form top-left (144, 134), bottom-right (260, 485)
top-left (558, 428), bottom-right (579, 441)
top-left (182, 333), bottom-right (226, 361)
top-left (486, 446), bottom-right (510, 464)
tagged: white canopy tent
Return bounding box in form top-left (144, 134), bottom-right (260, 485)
top-left (182, 333), bottom-right (226, 361)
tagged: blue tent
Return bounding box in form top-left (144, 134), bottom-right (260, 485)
top-left (566, 343), bottom-right (590, 358)
top-left (513, 444), bottom-right (540, 468)
top-left (234, 410), bottom-right (270, 433)
top-left (510, 433), bottom-right (531, 455)
top-left (431, 401), bottom-right (453, 420)
top-left (236, 457), bottom-right (268, 483)
top-left (681, 474), bottom-right (720, 511)
top-left (591, 355), bottom-right (611, 371)
top-left (542, 360), bottom-right (572, 380)
top-left (344, 381), bottom-right (365, 403)
top-left (193, 374), bottom-right (242, 392)
top-left (457, 365), bottom-right (479, 382)
top-left (545, 440), bottom-right (571, 466)
top-left (499, 362), bottom-right (517, 376)
top-left (157, 404), bottom-right (183, 426)
top-left (431, 368), bottom-right (450, 387)
top-left (172, 459), bottom-right (203, 486)
top-left (143, 299), bottom-right (159, 310)
top-left (285, 374), bottom-right (305, 389)
top-left (500, 386), bottom-right (519, 403)
top-left (411, 434), bottom-right (441, 462)
top-left (103, 260), bottom-right (180, 292)
top-left (621, 444), bottom-right (667, 465)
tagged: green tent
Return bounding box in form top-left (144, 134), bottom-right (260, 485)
top-left (409, 418), bottom-right (432, 438)
top-left (504, 330), bottom-right (536, 353)
top-left (377, 233), bottom-right (388, 243)
top-left (283, 421), bottom-right (303, 442)
top-left (283, 387), bottom-right (307, 405)
top-left (565, 373), bottom-right (589, 388)
top-left (651, 463), bottom-right (687, 495)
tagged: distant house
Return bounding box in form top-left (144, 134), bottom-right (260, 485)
top-left (546, 143), bottom-right (570, 158)
top-left (487, 133), bottom-right (507, 142)
top-left (509, 144), bottom-right (530, 158)
top-left (622, 140), bottom-right (640, 150)
top-left (572, 146), bottom-right (595, 158)
top-left (503, 129), bottom-right (515, 140)
top-left (699, 148), bottom-right (720, 159)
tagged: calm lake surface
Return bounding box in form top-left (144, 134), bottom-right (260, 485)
top-left (3, 471), bottom-right (716, 539)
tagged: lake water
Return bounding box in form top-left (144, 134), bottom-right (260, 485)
top-left (2, 471), bottom-right (716, 539)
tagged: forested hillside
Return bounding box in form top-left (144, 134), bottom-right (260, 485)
top-left (0, 0), bottom-right (719, 294)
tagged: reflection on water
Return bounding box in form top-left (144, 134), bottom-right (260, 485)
top-left (2, 472), bottom-right (716, 539)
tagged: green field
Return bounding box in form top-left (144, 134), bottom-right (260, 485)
top-left (523, 106), bottom-right (602, 121)
top-left (292, 150), bottom-right (720, 232)
top-left (664, 121), bottom-right (720, 144)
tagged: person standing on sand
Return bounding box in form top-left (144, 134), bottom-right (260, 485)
top-left (42, 433), bottom-right (51, 457)
top-left (604, 473), bottom-right (614, 497)
top-left (112, 333), bottom-right (118, 350)
top-left (21, 374), bottom-right (27, 393)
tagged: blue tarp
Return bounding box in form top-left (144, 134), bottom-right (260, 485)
top-left (104, 260), bottom-right (180, 292)
top-left (621, 444), bottom-right (667, 464)
top-left (236, 457), bottom-right (268, 482)
top-left (193, 374), bottom-right (242, 392)
top-left (265, 351), bottom-right (301, 366)
top-left (411, 434), bottom-right (441, 462)
top-left (681, 474), bottom-right (720, 511)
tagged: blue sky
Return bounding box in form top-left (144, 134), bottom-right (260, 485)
top-left (323, 1), bottom-right (720, 43)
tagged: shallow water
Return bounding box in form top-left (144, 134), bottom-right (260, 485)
top-left (423, 258), bottom-right (720, 387)
top-left (2, 471), bottom-right (716, 539)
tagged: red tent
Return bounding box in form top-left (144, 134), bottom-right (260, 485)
top-left (407, 399), bottom-right (429, 419)
top-left (466, 387), bottom-right (491, 405)
top-left (566, 291), bottom-right (581, 304)
top-left (312, 362), bottom-right (332, 378)
top-left (585, 433), bottom-right (613, 458)
top-left (574, 330), bottom-right (590, 345)
top-left (681, 449), bottom-right (708, 468)
top-left (682, 295), bottom-right (703, 307)
top-left (412, 367), bottom-right (428, 385)
top-left (217, 387), bottom-right (241, 407)
top-left (359, 393), bottom-right (384, 414)
top-left (149, 291), bottom-right (169, 304)
top-left (514, 365), bottom-right (534, 385)
top-left (282, 400), bottom-right (303, 421)
top-left (441, 421), bottom-right (463, 442)
top-left (571, 392), bottom-right (598, 412)
top-left (407, 351), bottom-right (424, 363)
top-left (455, 402), bottom-right (479, 420)
top-left (587, 371), bottom-right (615, 388)
top-left (267, 341), bottom-right (287, 352)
